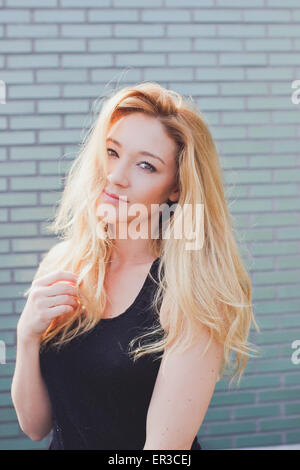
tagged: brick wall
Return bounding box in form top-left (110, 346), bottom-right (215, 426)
top-left (0, 0), bottom-right (300, 450)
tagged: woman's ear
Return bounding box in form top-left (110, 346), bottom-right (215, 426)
top-left (168, 185), bottom-right (180, 203)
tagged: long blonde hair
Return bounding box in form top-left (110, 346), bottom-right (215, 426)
top-left (24, 82), bottom-right (260, 388)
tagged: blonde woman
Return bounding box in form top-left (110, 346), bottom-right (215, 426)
top-left (11, 82), bottom-right (259, 450)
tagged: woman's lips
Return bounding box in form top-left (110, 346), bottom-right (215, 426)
top-left (102, 189), bottom-right (128, 203)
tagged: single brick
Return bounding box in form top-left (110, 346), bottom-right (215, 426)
top-left (6, 24), bottom-right (58, 38)
top-left (34, 9), bottom-right (85, 23)
top-left (197, 436), bottom-right (232, 450)
top-left (0, 423), bottom-right (20, 438)
top-left (255, 300), bottom-right (300, 315)
top-left (11, 176), bottom-right (61, 191)
top-left (12, 238), bottom-right (55, 252)
top-left (0, 102), bottom-right (34, 115)
top-left (253, 214), bottom-right (298, 227)
top-left (274, 169), bottom-right (300, 182)
top-left (221, 83), bottom-right (267, 95)
top-left (202, 408), bottom-right (231, 422)
top-left (61, 0), bottom-right (110, 5)
top-left (245, 9), bottom-right (291, 22)
top-left (0, 40), bottom-right (31, 53)
top-left (169, 53), bottom-right (216, 66)
top-left (37, 69), bottom-right (87, 83)
top-left (0, 71), bottom-right (33, 84)
top-left (0, 10), bottom-right (30, 23)
top-left (0, 271), bottom-right (10, 283)
top-left (38, 100), bottom-right (89, 114)
top-left (40, 192), bottom-right (62, 205)
top-left (217, 0), bottom-right (263, 6)
top-left (39, 160), bottom-right (72, 175)
top-left (64, 114), bottom-right (93, 129)
top-left (273, 111), bottom-right (300, 123)
top-left (277, 257), bottom-right (300, 269)
top-left (285, 403), bottom-right (300, 415)
top-left (7, 54), bottom-right (59, 69)
top-left (142, 38), bottom-right (191, 52)
top-left (268, 0), bottom-right (300, 5)
top-left (10, 146), bottom-right (61, 160)
top-left (220, 53), bottom-right (267, 66)
top-left (0, 162), bottom-right (35, 176)
top-left (115, 0), bottom-right (161, 5)
top-left (196, 38), bottom-right (242, 51)
top-left (168, 24), bottom-right (216, 37)
top-left (249, 155), bottom-right (296, 168)
top-left (270, 53), bottom-right (300, 65)
top-left (249, 184), bottom-right (297, 197)
top-left (11, 207), bottom-right (54, 222)
top-left (38, 130), bottom-right (79, 144)
top-left (88, 9), bottom-right (138, 22)
top-left (0, 254), bottom-right (37, 268)
top-left (35, 39), bottom-right (86, 53)
top-left (194, 9), bottom-right (242, 22)
top-left (229, 199), bottom-right (272, 213)
top-left (89, 39), bottom-right (138, 52)
top-left (235, 404), bottom-right (280, 419)
top-left (11, 116), bottom-right (61, 130)
top-left (63, 84), bottom-right (109, 98)
top-left (6, 0), bottom-right (57, 5)
top-left (196, 97), bottom-right (244, 111)
top-left (0, 132), bottom-right (35, 146)
top-left (280, 315), bottom-right (300, 328)
top-left (0, 437), bottom-right (48, 450)
top-left (279, 285), bottom-right (300, 298)
top-left (210, 392), bottom-right (255, 407)
top-left (142, 9), bottom-right (190, 22)
top-left (260, 417), bottom-right (300, 432)
top-left (286, 432), bottom-right (300, 445)
top-left (208, 421), bottom-right (256, 436)
top-left (246, 68), bottom-right (293, 80)
top-left (61, 24), bottom-right (111, 37)
top-left (256, 359), bottom-right (297, 373)
top-left (236, 433), bottom-right (282, 448)
top-left (62, 54), bottom-right (112, 68)
top-left (116, 53), bottom-right (165, 67)
top-left (217, 24), bottom-right (265, 37)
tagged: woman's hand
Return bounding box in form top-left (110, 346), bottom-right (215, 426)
top-left (17, 270), bottom-right (80, 343)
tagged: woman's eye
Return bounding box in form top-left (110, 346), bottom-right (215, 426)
top-left (139, 161), bottom-right (156, 172)
top-left (107, 148), bottom-right (117, 157)
top-left (106, 149), bottom-right (156, 173)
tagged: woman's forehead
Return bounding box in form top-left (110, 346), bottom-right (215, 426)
top-left (108, 114), bottom-right (178, 163)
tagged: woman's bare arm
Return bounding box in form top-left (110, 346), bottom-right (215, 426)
top-left (11, 333), bottom-right (53, 441)
top-left (11, 264), bottom-right (79, 442)
top-left (143, 324), bottom-right (223, 450)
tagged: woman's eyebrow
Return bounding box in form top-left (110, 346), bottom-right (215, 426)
top-left (106, 137), bottom-right (165, 165)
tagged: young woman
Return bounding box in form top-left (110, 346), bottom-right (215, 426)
top-left (11, 82), bottom-right (259, 450)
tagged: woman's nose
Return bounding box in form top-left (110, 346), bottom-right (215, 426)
top-left (107, 163), bottom-right (129, 186)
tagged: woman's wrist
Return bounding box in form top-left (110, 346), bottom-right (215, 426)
top-left (16, 326), bottom-right (42, 349)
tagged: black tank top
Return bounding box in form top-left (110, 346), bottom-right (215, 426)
top-left (39, 257), bottom-right (201, 450)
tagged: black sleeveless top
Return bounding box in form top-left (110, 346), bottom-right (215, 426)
top-left (39, 258), bottom-right (201, 450)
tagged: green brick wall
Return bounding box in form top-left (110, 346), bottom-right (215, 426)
top-left (0, 0), bottom-right (299, 451)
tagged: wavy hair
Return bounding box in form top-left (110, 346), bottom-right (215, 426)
top-left (24, 81), bottom-right (260, 388)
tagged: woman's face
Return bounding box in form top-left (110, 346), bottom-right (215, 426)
top-left (96, 112), bottom-right (179, 230)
